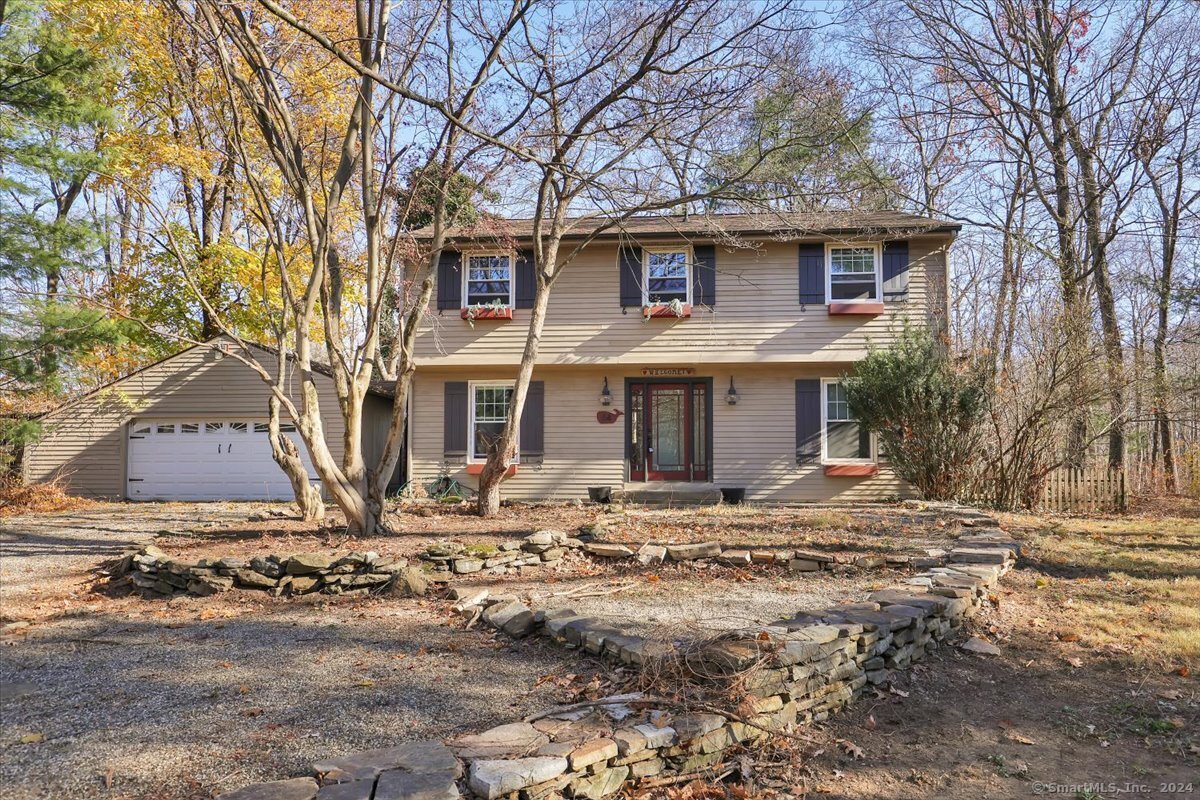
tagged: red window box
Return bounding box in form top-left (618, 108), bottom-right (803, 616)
top-left (461, 306), bottom-right (514, 321)
top-left (465, 463), bottom-right (519, 477)
top-left (642, 304), bottom-right (692, 319)
top-left (824, 463), bottom-right (879, 477)
top-left (828, 301), bottom-right (884, 316)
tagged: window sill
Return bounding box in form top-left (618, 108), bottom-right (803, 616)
top-left (642, 304), bottom-right (691, 319)
top-left (464, 463), bottom-right (519, 477)
top-left (828, 301), bottom-right (884, 316)
top-left (461, 307), bottom-right (514, 321)
top-left (823, 463), bottom-right (879, 477)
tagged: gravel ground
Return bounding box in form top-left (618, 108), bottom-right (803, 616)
top-left (0, 502), bottom-right (924, 800)
top-left (0, 505), bottom-right (590, 800)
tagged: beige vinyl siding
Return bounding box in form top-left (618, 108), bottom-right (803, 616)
top-left (24, 344), bottom-right (353, 499)
top-left (414, 237), bottom-right (948, 366)
top-left (410, 365), bottom-right (908, 503)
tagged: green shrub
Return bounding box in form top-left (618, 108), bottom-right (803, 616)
top-left (842, 327), bottom-right (987, 501)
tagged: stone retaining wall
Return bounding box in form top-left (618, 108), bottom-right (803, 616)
top-left (108, 529), bottom-right (931, 598)
top-left (215, 528), bottom-right (1023, 800)
top-left (107, 545), bottom-right (427, 598)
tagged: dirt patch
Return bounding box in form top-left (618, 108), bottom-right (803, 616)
top-left (787, 511), bottom-right (1200, 799)
top-left (145, 501), bottom-right (966, 578)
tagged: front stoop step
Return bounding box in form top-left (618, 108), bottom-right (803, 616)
top-left (617, 485), bottom-right (723, 505)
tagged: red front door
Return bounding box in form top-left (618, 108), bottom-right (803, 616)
top-left (629, 381), bottom-right (709, 481)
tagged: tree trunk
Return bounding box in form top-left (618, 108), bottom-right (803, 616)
top-left (267, 394), bottom-right (324, 520)
top-left (475, 253), bottom-right (555, 517)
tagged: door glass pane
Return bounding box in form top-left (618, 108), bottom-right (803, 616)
top-left (692, 385), bottom-right (707, 470)
top-left (651, 388), bottom-right (686, 470)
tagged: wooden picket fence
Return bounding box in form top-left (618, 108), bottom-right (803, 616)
top-left (1039, 466), bottom-right (1126, 513)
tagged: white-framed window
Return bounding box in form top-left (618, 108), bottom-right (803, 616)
top-left (181, 423), bottom-right (200, 434)
top-left (826, 243), bottom-right (881, 303)
top-left (462, 251), bottom-right (514, 308)
top-left (155, 423), bottom-right (176, 434)
top-left (821, 379), bottom-right (874, 463)
top-left (643, 247), bottom-right (692, 306)
top-left (468, 382), bottom-right (519, 462)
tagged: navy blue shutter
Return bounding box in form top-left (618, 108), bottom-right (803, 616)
top-left (436, 250), bottom-right (462, 310)
top-left (444, 382), bottom-right (468, 457)
top-left (619, 246), bottom-right (643, 307)
top-left (795, 379), bottom-right (822, 464)
top-left (515, 249), bottom-right (536, 309)
top-left (882, 241), bottom-right (910, 302)
top-left (519, 381), bottom-right (545, 459)
top-left (692, 245), bottom-right (716, 306)
top-left (798, 242), bottom-right (824, 305)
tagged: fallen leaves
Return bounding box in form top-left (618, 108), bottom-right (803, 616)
top-left (18, 732), bottom-right (44, 744)
top-left (835, 738), bottom-right (865, 760)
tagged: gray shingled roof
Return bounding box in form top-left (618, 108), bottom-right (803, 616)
top-left (421, 209), bottom-right (960, 243)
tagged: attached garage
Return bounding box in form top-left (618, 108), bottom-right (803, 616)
top-left (23, 340), bottom-right (399, 501)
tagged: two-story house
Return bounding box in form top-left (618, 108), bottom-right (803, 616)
top-left (410, 210), bottom-right (959, 502)
top-left (21, 210), bottom-right (956, 504)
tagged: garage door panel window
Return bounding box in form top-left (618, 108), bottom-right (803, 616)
top-left (155, 423), bottom-right (176, 434)
top-left (206, 422), bottom-right (224, 434)
top-left (181, 423), bottom-right (199, 434)
top-left (254, 422), bottom-right (297, 433)
top-left (229, 422), bottom-right (248, 433)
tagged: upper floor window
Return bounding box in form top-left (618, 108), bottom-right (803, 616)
top-left (644, 248), bottom-right (691, 305)
top-left (823, 379), bottom-right (873, 463)
top-left (463, 252), bottom-right (513, 307)
top-left (469, 382), bottom-right (518, 462)
top-left (827, 244), bottom-right (881, 303)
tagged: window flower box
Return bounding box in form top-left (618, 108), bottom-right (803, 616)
top-left (823, 463), bottom-right (879, 477)
top-left (642, 303), bottom-right (691, 320)
top-left (461, 305), bottom-right (514, 321)
top-left (828, 301), bottom-right (884, 316)
top-left (465, 463), bottom-right (518, 477)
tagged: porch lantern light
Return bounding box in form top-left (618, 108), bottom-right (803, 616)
top-left (600, 376), bottom-right (613, 406)
top-left (725, 377), bottom-right (739, 405)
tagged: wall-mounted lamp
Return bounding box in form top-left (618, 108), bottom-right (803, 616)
top-left (600, 376), bottom-right (613, 406)
top-left (725, 376), bottom-right (739, 405)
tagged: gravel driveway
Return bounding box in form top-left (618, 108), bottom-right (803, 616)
top-left (0, 505), bottom-right (587, 800)
top-left (0, 502), bottom-right (911, 800)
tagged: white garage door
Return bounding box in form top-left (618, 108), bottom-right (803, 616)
top-left (127, 419), bottom-right (319, 501)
